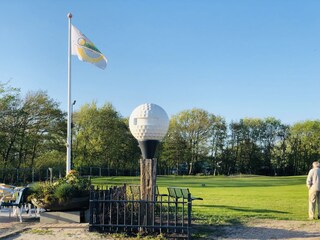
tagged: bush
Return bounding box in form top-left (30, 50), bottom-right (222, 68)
top-left (30, 170), bottom-right (90, 204)
top-left (54, 183), bottom-right (75, 202)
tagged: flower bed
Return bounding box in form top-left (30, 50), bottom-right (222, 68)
top-left (31, 196), bottom-right (89, 211)
top-left (29, 170), bottom-right (90, 211)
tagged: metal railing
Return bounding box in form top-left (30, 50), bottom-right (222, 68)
top-left (0, 166), bottom-right (182, 185)
top-left (89, 185), bottom-right (192, 239)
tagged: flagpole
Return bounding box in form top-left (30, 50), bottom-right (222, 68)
top-left (66, 12), bottom-right (72, 175)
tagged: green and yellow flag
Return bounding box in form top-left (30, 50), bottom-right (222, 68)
top-left (71, 25), bottom-right (107, 69)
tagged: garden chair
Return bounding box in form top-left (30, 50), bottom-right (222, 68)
top-left (0, 187), bottom-right (28, 222)
top-left (167, 187), bottom-right (183, 201)
top-left (0, 185), bottom-right (15, 213)
top-left (180, 188), bottom-right (203, 201)
top-left (0, 185), bottom-right (14, 199)
top-left (167, 187), bottom-right (203, 201)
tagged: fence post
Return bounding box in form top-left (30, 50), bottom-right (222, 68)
top-left (89, 185), bottom-right (94, 231)
top-left (187, 193), bottom-right (192, 240)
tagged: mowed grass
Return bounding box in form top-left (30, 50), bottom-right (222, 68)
top-left (91, 175), bottom-right (308, 223)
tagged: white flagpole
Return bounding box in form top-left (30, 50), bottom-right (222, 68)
top-left (66, 13), bottom-right (72, 174)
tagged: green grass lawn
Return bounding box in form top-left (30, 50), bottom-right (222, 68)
top-left (91, 175), bottom-right (308, 224)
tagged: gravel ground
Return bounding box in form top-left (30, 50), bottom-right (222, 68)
top-left (2, 217), bottom-right (320, 239)
top-left (2, 225), bottom-right (112, 240)
top-left (0, 215), bottom-right (38, 239)
top-left (206, 219), bottom-right (320, 240)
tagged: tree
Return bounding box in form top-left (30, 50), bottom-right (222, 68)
top-left (0, 86), bottom-right (65, 183)
top-left (286, 120), bottom-right (320, 175)
top-left (168, 108), bottom-right (212, 174)
top-left (20, 91), bottom-right (66, 170)
top-left (73, 102), bottom-right (140, 174)
top-left (161, 121), bottom-right (188, 174)
top-left (271, 124), bottom-right (289, 176)
top-left (228, 118), bottom-right (266, 174)
top-left (0, 83), bottom-right (22, 181)
top-left (208, 115), bottom-right (227, 175)
top-left (260, 118), bottom-right (289, 175)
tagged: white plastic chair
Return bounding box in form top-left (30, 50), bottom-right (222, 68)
top-left (0, 187), bottom-right (27, 222)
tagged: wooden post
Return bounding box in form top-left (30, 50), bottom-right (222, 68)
top-left (140, 158), bottom-right (157, 201)
top-left (140, 158), bottom-right (157, 227)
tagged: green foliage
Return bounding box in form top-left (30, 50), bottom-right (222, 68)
top-left (286, 120), bottom-right (320, 174)
top-left (35, 150), bottom-right (65, 170)
top-left (54, 183), bottom-right (75, 202)
top-left (163, 108), bottom-right (217, 174)
top-left (1, 80), bottom-right (320, 180)
top-left (30, 170), bottom-right (90, 204)
top-left (0, 85), bottom-right (66, 183)
top-left (73, 102), bottom-right (140, 171)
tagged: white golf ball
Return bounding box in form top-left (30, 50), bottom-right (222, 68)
top-left (129, 103), bottom-right (169, 141)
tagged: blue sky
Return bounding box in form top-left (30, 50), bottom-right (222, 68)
top-left (1, 1), bottom-right (320, 124)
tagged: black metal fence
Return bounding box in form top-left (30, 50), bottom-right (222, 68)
top-left (0, 167), bottom-right (65, 185)
top-left (89, 185), bottom-right (192, 239)
top-left (0, 167), bottom-right (139, 185)
top-left (0, 166), bottom-right (181, 185)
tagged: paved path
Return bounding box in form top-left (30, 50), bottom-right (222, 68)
top-left (0, 210), bottom-right (111, 240)
top-left (0, 210), bottom-right (39, 238)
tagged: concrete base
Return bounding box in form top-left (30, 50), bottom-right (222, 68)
top-left (40, 210), bottom-right (89, 224)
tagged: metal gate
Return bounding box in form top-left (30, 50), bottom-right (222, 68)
top-left (89, 185), bottom-right (192, 239)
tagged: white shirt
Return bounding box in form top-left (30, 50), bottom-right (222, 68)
top-left (307, 167), bottom-right (320, 191)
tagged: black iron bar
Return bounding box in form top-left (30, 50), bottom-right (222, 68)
top-left (131, 192), bottom-right (134, 231)
top-left (174, 197), bottom-right (178, 233)
top-left (116, 194), bottom-right (119, 232)
top-left (167, 195), bottom-right (170, 233)
top-left (124, 200), bottom-right (126, 231)
top-left (102, 189), bottom-right (106, 232)
top-left (182, 196), bottom-right (185, 233)
top-left (187, 193), bottom-right (191, 240)
top-left (109, 189), bottom-right (112, 232)
top-left (159, 196), bottom-right (162, 234)
top-left (89, 185), bottom-right (193, 239)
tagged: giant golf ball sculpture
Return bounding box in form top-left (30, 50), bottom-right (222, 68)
top-left (129, 103), bottom-right (169, 159)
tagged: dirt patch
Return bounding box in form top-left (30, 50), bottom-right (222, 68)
top-left (3, 227), bottom-right (113, 240)
top-left (1, 222), bottom-right (115, 240)
top-left (2, 219), bottom-right (320, 239)
top-left (0, 217), bottom-right (38, 239)
top-left (205, 219), bottom-right (320, 239)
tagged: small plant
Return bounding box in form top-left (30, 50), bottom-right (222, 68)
top-left (54, 183), bottom-right (75, 202)
top-left (30, 170), bottom-right (91, 206)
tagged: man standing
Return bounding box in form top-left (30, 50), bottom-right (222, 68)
top-left (306, 161), bottom-right (320, 219)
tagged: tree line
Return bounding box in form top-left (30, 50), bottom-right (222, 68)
top-left (0, 83), bottom-right (318, 183)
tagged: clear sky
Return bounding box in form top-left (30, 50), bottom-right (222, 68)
top-left (1, 1), bottom-right (319, 124)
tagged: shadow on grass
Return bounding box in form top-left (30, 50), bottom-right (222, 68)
top-left (196, 204), bottom-right (289, 214)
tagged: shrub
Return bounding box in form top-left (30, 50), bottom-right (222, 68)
top-left (54, 183), bottom-right (75, 202)
top-left (30, 170), bottom-right (90, 204)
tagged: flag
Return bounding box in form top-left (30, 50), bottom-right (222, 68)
top-left (71, 25), bottom-right (107, 69)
